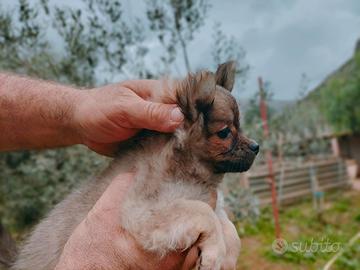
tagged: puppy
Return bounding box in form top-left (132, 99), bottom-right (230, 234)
top-left (12, 61), bottom-right (259, 270)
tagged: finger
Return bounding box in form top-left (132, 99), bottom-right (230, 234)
top-left (121, 80), bottom-right (176, 103)
top-left (85, 128), bottom-right (139, 156)
top-left (126, 100), bottom-right (184, 132)
top-left (85, 141), bottom-right (121, 157)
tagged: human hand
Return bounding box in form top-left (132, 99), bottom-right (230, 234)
top-left (55, 173), bottom-right (198, 270)
top-left (74, 80), bottom-right (184, 156)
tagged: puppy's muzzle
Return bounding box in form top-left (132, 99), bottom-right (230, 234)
top-left (215, 139), bottom-right (259, 173)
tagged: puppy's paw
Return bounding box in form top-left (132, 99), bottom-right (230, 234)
top-left (196, 238), bottom-right (226, 270)
top-left (218, 210), bottom-right (241, 270)
top-left (220, 258), bottom-right (237, 270)
top-left (220, 236), bottom-right (240, 270)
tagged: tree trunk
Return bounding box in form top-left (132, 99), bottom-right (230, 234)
top-left (175, 27), bottom-right (191, 73)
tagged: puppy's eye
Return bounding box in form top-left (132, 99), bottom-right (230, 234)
top-left (216, 127), bottom-right (231, 139)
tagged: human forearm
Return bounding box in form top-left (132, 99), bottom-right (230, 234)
top-left (0, 73), bottom-right (82, 151)
top-left (0, 73), bottom-right (183, 155)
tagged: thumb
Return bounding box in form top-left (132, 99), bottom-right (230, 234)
top-left (88, 173), bottom-right (135, 223)
top-left (127, 100), bottom-right (184, 132)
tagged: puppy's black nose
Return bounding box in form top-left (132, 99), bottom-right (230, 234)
top-left (249, 141), bottom-right (260, 154)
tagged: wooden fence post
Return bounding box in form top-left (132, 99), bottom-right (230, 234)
top-left (258, 76), bottom-right (281, 239)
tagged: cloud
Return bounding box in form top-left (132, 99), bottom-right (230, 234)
top-left (2, 0), bottom-right (359, 100)
top-left (187, 0), bottom-right (360, 100)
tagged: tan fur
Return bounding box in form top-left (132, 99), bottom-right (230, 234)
top-left (12, 62), bottom-right (257, 270)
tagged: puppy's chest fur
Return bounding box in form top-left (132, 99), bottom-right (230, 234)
top-left (115, 133), bottom-right (222, 208)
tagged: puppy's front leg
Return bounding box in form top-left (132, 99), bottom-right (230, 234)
top-left (123, 199), bottom-right (226, 270)
top-left (218, 213), bottom-right (241, 270)
top-left (215, 192), bottom-right (241, 270)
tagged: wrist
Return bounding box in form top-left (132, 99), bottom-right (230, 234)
top-left (57, 87), bottom-right (86, 147)
top-left (69, 91), bottom-right (86, 145)
top-left (70, 89), bottom-right (97, 147)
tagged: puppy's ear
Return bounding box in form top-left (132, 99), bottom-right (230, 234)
top-left (176, 71), bottom-right (216, 122)
top-left (215, 61), bottom-right (236, 92)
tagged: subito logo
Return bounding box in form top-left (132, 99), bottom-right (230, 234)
top-left (272, 238), bottom-right (288, 255)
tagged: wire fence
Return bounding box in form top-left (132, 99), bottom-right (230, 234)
top-left (245, 157), bottom-right (349, 206)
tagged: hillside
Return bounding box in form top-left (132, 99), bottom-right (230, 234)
top-left (306, 39), bottom-right (360, 102)
top-left (288, 39), bottom-right (360, 137)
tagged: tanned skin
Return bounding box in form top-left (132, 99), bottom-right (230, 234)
top-left (0, 74), bottom-right (184, 155)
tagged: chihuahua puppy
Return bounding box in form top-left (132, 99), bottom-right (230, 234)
top-left (12, 61), bottom-right (259, 270)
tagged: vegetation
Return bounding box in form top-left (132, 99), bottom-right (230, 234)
top-left (335, 238), bottom-right (360, 270)
top-left (236, 190), bottom-right (360, 270)
top-left (1, 1), bottom-right (359, 269)
top-left (243, 81), bottom-right (275, 148)
top-left (319, 51), bottom-right (360, 134)
top-left (0, 147), bottom-right (108, 231)
top-left (252, 41), bottom-right (360, 159)
top-left (297, 42), bottom-right (360, 136)
top-left (0, 0), bottom-right (249, 232)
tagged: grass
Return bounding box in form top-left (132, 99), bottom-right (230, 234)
top-left (335, 239), bottom-right (360, 270)
top-left (235, 190), bottom-right (360, 270)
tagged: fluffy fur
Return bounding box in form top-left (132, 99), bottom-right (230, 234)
top-left (12, 61), bottom-right (258, 270)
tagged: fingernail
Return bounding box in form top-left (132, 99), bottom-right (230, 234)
top-left (170, 107), bottom-right (184, 122)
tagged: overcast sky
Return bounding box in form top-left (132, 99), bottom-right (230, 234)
top-left (186, 0), bottom-right (360, 100)
top-left (3, 0), bottom-right (360, 100)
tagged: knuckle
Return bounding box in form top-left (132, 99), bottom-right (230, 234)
top-left (145, 102), bottom-right (159, 121)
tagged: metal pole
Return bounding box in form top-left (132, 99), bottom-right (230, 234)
top-left (258, 77), bottom-right (281, 239)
